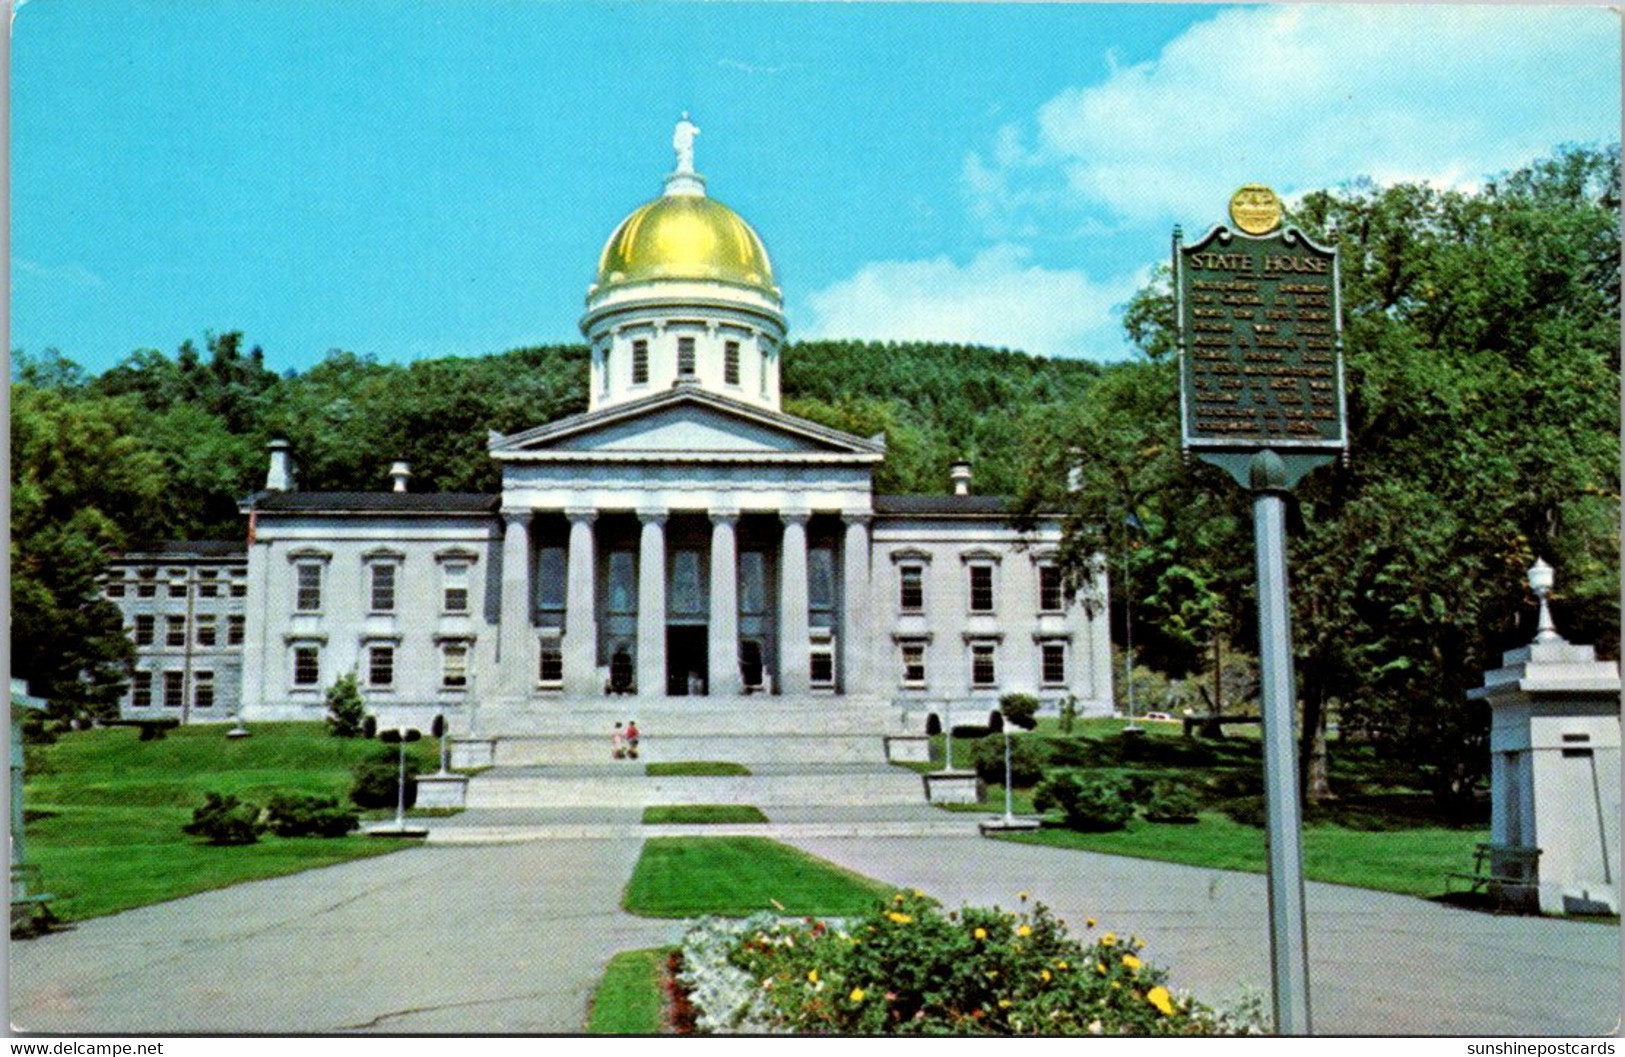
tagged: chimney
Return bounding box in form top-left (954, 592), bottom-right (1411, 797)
top-left (389, 460), bottom-right (412, 493)
top-left (265, 439), bottom-right (297, 492)
top-left (950, 461), bottom-right (972, 496)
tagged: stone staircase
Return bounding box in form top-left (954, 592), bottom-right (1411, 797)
top-left (464, 763), bottom-right (926, 810)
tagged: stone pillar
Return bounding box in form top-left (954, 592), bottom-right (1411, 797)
top-left (637, 508), bottom-right (667, 698)
top-left (706, 510), bottom-right (740, 696)
top-left (497, 509), bottom-right (533, 699)
top-left (778, 509), bottom-right (811, 695)
top-left (563, 507), bottom-right (598, 696)
top-left (841, 512), bottom-right (872, 695)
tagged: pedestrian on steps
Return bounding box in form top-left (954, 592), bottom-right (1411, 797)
top-left (612, 722), bottom-right (626, 760)
top-left (626, 720), bottom-right (640, 759)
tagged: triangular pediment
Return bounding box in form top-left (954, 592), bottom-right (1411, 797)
top-left (490, 387), bottom-right (884, 461)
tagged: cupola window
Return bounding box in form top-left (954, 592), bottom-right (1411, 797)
top-left (677, 337), bottom-right (697, 378)
top-left (724, 341), bottom-right (740, 386)
top-left (632, 340), bottom-right (649, 385)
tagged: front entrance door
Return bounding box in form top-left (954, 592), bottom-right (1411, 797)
top-left (666, 626), bottom-right (709, 696)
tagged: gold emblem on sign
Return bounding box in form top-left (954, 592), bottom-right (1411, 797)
top-left (1229, 184), bottom-right (1282, 235)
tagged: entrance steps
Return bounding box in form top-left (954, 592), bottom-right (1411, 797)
top-left (463, 762), bottom-right (927, 810)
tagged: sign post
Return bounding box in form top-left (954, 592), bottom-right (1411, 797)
top-left (1174, 185), bottom-right (1347, 1036)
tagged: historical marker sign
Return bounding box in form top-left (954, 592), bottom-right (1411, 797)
top-left (1175, 196), bottom-right (1347, 457)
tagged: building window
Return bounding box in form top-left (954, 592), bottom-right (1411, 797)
top-left (810, 650), bottom-right (834, 687)
top-left (135, 615), bottom-right (155, 646)
top-left (442, 562), bottom-right (470, 613)
top-left (196, 616), bottom-right (217, 647)
top-left (166, 616), bottom-right (187, 647)
top-left (677, 336), bottom-right (696, 377)
top-left (969, 565), bottom-right (995, 613)
top-left (296, 562), bottom-right (323, 612)
top-left (198, 570), bottom-right (220, 598)
top-left (228, 615), bottom-right (245, 645)
top-left (193, 670), bottom-right (215, 709)
top-left (724, 341), bottom-right (740, 385)
top-left (168, 571), bottom-right (188, 598)
top-left (163, 671), bottom-right (185, 708)
top-left (1038, 565), bottom-right (1065, 612)
top-left (538, 642), bottom-right (564, 685)
top-left (131, 671), bottom-right (152, 709)
top-left (105, 575), bottom-right (126, 599)
top-left (607, 552), bottom-right (636, 615)
top-left (738, 552), bottom-right (767, 615)
top-left (370, 563), bottom-right (397, 613)
top-left (901, 642), bottom-right (927, 687)
top-left (230, 572), bottom-right (247, 598)
top-left (537, 547), bottom-right (567, 613)
top-left (899, 565), bottom-right (924, 611)
top-left (441, 642), bottom-right (469, 688)
top-left (1041, 642), bottom-right (1067, 686)
top-left (293, 646), bottom-right (321, 687)
top-left (632, 340), bottom-right (649, 385)
top-left (971, 643), bottom-right (997, 688)
top-left (368, 645), bottom-right (395, 688)
top-left (136, 567), bottom-right (157, 598)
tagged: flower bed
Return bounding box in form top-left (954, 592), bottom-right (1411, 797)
top-left (676, 891), bottom-right (1264, 1035)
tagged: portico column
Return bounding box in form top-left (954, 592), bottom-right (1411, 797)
top-left (778, 509), bottom-right (812, 695)
top-left (563, 507), bottom-right (599, 696)
top-left (708, 509), bottom-right (740, 696)
top-left (637, 508), bottom-right (668, 697)
top-left (497, 508), bottom-right (534, 698)
top-left (841, 512), bottom-right (872, 695)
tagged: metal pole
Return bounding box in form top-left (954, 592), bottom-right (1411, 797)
top-left (395, 741), bottom-right (408, 830)
top-left (1003, 727), bottom-right (1014, 822)
top-left (1252, 468), bottom-right (1312, 1035)
top-left (1123, 546), bottom-right (1139, 732)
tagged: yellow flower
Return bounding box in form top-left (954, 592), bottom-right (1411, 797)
top-left (887, 912), bottom-right (913, 924)
top-left (987, 970), bottom-right (999, 978)
top-left (1057, 961), bottom-right (1069, 970)
top-left (1110, 981), bottom-right (1121, 991)
top-left (850, 988), bottom-right (866, 1003)
top-left (1018, 890), bottom-right (1030, 901)
top-left (913, 889), bottom-right (925, 898)
top-left (1100, 932), bottom-right (1117, 947)
top-left (998, 999), bottom-right (1012, 1009)
top-left (1122, 954), bottom-right (1142, 971)
top-left (974, 927), bottom-right (988, 940)
top-left (893, 893), bottom-right (905, 902)
top-left (1085, 917), bottom-right (1097, 928)
top-left (1147, 986), bottom-right (1175, 1016)
top-left (1040, 969), bottom-right (1052, 982)
top-left (807, 969), bottom-right (819, 983)
top-left (1017, 925), bottom-right (1031, 937)
top-left (1096, 962), bottom-right (1106, 975)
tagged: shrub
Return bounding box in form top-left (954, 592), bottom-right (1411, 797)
top-left (1140, 780), bottom-right (1201, 824)
top-left (998, 694), bottom-right (1040, 731)
top-left (182, 792), bottom-right (263, 845)
top-left (1032, 774), bottom-right (1136, 832)
top-left (690, 891), bottom-right (1222, 1035)
top-left (326, 674), bottom-right (368, 738)
top-left (988, 710), bottom-right (1005, 734)
top-left (1058, 695), bottom-right (1079, 735)
top-left (350, 748), bottom-right (420, 810)
top-left (1222, 796), bottom-right (1266, 828)
top-left (968, 735), bottom-right (1046, 786)
top-left (924, 713), bottom-right (942, 737)
top-left (264, 793), bottom-right (360, 838)
top-left (951, 724), bottom-right (991, 740)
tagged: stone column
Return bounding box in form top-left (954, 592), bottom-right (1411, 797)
top-left (563, 507), bottom-right (598, 696)
top-left (778, 509), bottom-right (811, 695)
top-left (708, 509), bottom-right (740, 696)
top-left (636, 508), bottom-right (667, 698)
top-left (841, 512), bottom-right (872, 695)
top-left (497, 508), bottom-right (534, 699)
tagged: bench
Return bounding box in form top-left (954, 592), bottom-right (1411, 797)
top-left (10, 863), bottom-right (55, 937)
top-left (1182, 714), bottom-right (1264, 739)
top-left (1447, 842), bottom-right (1541, 911)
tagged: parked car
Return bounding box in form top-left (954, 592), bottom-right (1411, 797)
top-left (1143, 711), bottom-right (1176, 722)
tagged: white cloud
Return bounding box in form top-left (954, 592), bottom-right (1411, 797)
top-left (968, 5), bottom-right (1620, 227)
top-left (798, 245), bottom-right (1147, 360)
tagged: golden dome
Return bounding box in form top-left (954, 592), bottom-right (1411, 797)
top-left (594, 192), bottom-right (777, 299)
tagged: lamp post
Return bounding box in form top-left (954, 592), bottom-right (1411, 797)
top-left (1122, 513), bottom-right (1145, 734)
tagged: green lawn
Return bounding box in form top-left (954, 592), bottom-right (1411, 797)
top-left (22, 722), bottom-right (439, 922)
top-left (586, 947), bottom-right (673, 1034)
top-left (623, 837), bottom-right (894, 917)
top-left (646, 761), bottom-right (751, 777)
top-left (642, 804), bottom-right (769, 825)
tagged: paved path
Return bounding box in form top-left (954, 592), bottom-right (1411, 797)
top-left (10, 840), bottom-right (680, 1035)
top-left (783, 835), bottom-right (1622, 1037)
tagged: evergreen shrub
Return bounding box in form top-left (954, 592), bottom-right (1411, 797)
top-left (998, 694), bottom-right (1040, 731)
top-left (265, 793), bottom-right (360, 837)
top-left (326, 673), bottom-right (368, 738)
top-left (350, 749), bottom-right (420, 810)
top-left (1032, 774), bottom-right (1135, 832)
top-left (968, 735), bottom-right (1046, 786)
top-left (182, 792), bottom-right (263, 845)
top-left (1140, 780), bottom-right (1201, 824)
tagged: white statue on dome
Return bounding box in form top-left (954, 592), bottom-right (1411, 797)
top-left (673, 112), bottom-right (700, 174)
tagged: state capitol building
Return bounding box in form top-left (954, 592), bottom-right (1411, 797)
top-left (105, 124), bottom-right (1114, 737)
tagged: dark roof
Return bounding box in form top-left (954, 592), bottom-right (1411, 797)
top-left (122, 540), bottom-right (248, 558)
top-left (252, 492), bottom-right (499, 514)
top-left (873, 494), bottom-right (1015, 517)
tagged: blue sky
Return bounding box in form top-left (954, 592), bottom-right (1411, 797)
top-left (11, 2), bottom-right (1620, 371)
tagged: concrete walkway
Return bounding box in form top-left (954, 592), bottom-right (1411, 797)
top-left (10, 840), bottom-right (681, 1035)
top-left (783, 834), bottom-right (1622, 1037)
top-left (11, 822), bottom-right (1620, 1035)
